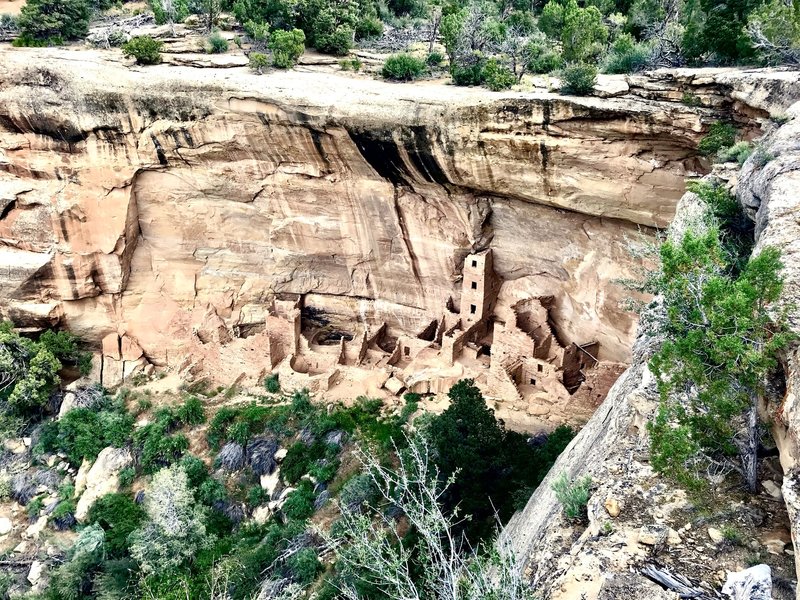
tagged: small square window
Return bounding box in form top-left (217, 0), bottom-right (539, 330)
top-left (471, 260), bottom-right (477, 267)
top-left (530, 378), bottom-right (536, 385)
top-left (470, 304), bottom-right (477, 314)
top-left (471, 281), bottom-right (477, 290)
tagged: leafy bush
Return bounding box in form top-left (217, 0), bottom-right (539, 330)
top-left (264, 372), bottom-right (280, 393)
top-left (122, 36), bottom-right (164, 65)
top-left (426, 51), bottom-right (444, 66)
top-left (483, 58), bottom-right (515, 91)
top-left (718, 141), bottom-right (752, 165)
top-left (286, 547), bottom-right (322, 584)
top-left (338, 473), bottom-right (377, 513)
top-left (698, 121), bottom-right (737, 156)
top-left (269, 28), bottom-right (305, 68)
top-left (177, 395), bottom-right (206, 426)
top-left (282, 481), bottom-right (316, 520)
top-left (133, 408), bottom-right (189, 473)
top-left (382, 53), bottom-right (426, 81)
top-left (243, 18), bottom-right (270, 41)
top-left (249, 52), bottom-right (270, 73)
top-left (38, 330), bottom-right (92, 375)
top-left (450, 52), bottom-right (487, 86)
top-left (339, 56), bottom-right (363, 71)
top-left (604, 33), bottom-right (650, 73)
top-left (559, 62), bottom-right (597, 95)
top-left (17, 0), bottom-right (90, 42)
top-left (551, 473), bottom-right (592, 522)
top-left (207, 31), bottom-right (229, 53)
top-left (355, 15), bottom-right (383, 39)
top-left (87, 493), bottom-right (145, 556)
top-left (37, 402), bottom-right (134, 467)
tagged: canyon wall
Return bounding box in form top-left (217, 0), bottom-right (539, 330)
top-left (0, 49), bottom-right (795, 373)
top-left (505, 89), bottom-right (800, 598)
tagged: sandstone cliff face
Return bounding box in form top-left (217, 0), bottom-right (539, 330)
top-left (3, 49), bottom-right (792, 371)
top-left (738, 100), bottom-right (800, 585)
top-left (504, 89), bottom-right (800, 598)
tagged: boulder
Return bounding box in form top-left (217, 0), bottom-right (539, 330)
top-left (27, 560), bottom-right (44, 586)
top-left (0, 517), bottom-right (12, 535)
top-left (721, 565), bottom-right (772, 600)
top-left (638, 524), bottom-right (668, 546)
top-left (604, 497), bottom-right (620, 518)
top-left (708, 527), bottom-right (723, 544)
top-left (75, 447), bottom-right (133, 521)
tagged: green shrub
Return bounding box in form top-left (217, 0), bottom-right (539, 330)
top-left (551, 473), bottom-right (592, 522)
top-left (38, 330), bottom-right (92, 375)
top-left (286, 547), bottom-right (323, 584)
top-left (249, 51), bottom-right (270, 73)
top-left (339, 56), bottom-right (363, 71)
top-left (269, 28), bottom-right (305, 68)
top-left (282, 481), bottom-right (316, 520)
top-left (355, 15), bottom-right (383, 39)
top-left (37, 403), bottom-right (134, 467)
top-left (483, 58), bottom-right (515, 91)
top-left (698, 121), bottom-right (737, 156)
top-left (118, 466), bottom-right (135, 489)
top-left (450, 53), bottom-right (487, 86)
top-left (316, 24), bottom-right (353, 56)
top-left (264, 372), bottom-right (280, 393)
top-left (559, 63), bottom-right (597, 96)
top-left (87, 493), bottom-right (145, 556)
top-left (133, 409), bottom-right (188, 473)
top-left (426, 51), bottom-right (444, 66)
top-left (382, 53), bottom-right (426, 81)
top-left (149, 0), bottom-right (190, 25)
top-left (207, 31), bottom-right (229, 53)
top-left (604, 33), bottom-right (650, 74)
top-left (27, 496), bottom-right (44, 519)
top-left (752, 145), bottom-right (775, 167)
top-left (177, 395), bottom-right (206, 426)
top-left (718, 141), bottom-right (752, 165)
top-left (681, 92), bottom-right (702, 107)
top-left (122, 36), bottom-right (164, 65)
top-left (243, 19), bottom-right (270, 42)
top-left (17, 0), bottom-right (90, 42)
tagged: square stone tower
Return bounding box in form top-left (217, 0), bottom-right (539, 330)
top-left (460, 249), bottom-right (496, 325)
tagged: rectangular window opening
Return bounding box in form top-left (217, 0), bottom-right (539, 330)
top-left (470, 304), bottom-right (477, 314)
top-left (537, 364), bottom-right (543, 372)
top-left (471, 281), bottom-right (477, 289)
top-left (471, 260), bottom-right (477, 267)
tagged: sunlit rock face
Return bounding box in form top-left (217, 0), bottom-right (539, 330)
top-left (1, 49), bottom-right (794, 369)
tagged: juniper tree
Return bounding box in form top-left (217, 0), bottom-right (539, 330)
top-left (647, 218), bottom-right (792, 491)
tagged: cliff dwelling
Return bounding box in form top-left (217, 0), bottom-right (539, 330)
top-left (96, 249), bottom-right (625, 431)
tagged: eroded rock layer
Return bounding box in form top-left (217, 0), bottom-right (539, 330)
top-left (0, 49), bottom-right (796, 371)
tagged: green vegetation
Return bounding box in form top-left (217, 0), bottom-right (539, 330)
top-left (698, 121), bottom-right (737, 156)
top-left (382, 53), bottom-right (427, 80)
top-left (264, 372), bottom-right (280, 393)
top-left (122, 36), bottom-right (164, 65)
top-left (248, 51), bottom-right (271, 73)
top-left (14, 0), bottom-right (90, 45)
top-left (206, 31), bottom-right (229, 53)
top-left (427, 379), bottom-right (574, 541)
top-left (645, 178), bottom-right (792, 492)
top-left (0, 323), bottom-right (90, 429)
top-left (559, 62), bottom-right (598, 95)
top-left (552, 473), bottom-right (592, 522)
top-left (37, 397), bottom-right (134, 467)
top-left (268, 28), bottom-right (305, 68)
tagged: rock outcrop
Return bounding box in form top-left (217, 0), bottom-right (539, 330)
top-left (2, 49), bottom-right (796, 378)
top-left (505, 97), bottom-right (800, 594)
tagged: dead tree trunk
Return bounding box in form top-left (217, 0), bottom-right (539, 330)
top-left (741, 393), bottom-right (759, 493)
